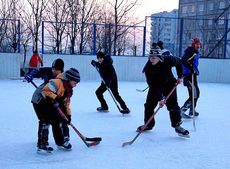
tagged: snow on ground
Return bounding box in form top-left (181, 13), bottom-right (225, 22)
top-left (0, 80), bottom-right (230, 169)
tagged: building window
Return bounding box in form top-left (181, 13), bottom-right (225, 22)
top-left (198, 4), bottom-right (204, 12)
top-left (208, 19), bottom-right (213, 26)
top-left (219, 1), bottom-right (225, 9)
top-left (208, 3), bottom-right (214, 10)
top-left (198, 19), bottom-right (203, 26)
top-left (218, 16), bottom-right (225, 25)
top-left (191, 5), bottom-right (195, 13)
top-left (182, 6), bottom-right (187, 14)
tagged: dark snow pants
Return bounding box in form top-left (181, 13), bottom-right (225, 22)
top-left (144, 82), bottom-right (181, 128)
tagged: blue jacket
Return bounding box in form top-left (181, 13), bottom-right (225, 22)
top-left (182, 46), bottom-right (200, 76)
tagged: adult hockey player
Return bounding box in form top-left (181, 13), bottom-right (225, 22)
top-left (137, 46), bottom-right (189, 137)
top-left (91, 51), bottom-right (130, 114)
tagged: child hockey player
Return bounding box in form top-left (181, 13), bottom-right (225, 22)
top-left (91, 51), bottom-right (130, 114)
top-left (137, 46), bottom-right (189, 137)
top-left (180, 37), bottom-right (201, 118)
top-left (34, 68), bottom-right (80, 152)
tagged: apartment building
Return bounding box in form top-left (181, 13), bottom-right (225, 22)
top-left (178, 0), bottom-right (230, 58)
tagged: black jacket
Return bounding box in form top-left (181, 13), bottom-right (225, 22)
top-left (96, 56), bottom-right (117, 87)
top-left (143, 55), bottom-right (182, 98)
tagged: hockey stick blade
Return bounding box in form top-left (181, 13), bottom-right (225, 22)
top-left (136, 89), bottom-right (145, 92)
top-left (85, 137), bottom-right (102, 142)
top-left (122, 141), bottom-right (133, 147)
top-left (136, 86), bottom-right (149, 92)
top-left (86, 140), bottom-right (101, 147)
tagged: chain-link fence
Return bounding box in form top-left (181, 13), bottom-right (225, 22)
top-left (149, 16), bottom-right (230, 59)
top-left (42, 21), bottom-right (145, 56)
top-left (1, 16), bottom-right (230, 59)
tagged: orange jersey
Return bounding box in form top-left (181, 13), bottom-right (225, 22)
top-left (42, 77), bottom-right (72, 116)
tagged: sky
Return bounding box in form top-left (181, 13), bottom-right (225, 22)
top-left (0, 79), bottom-right (230, 169)
top-left (135, 0), bottom-right (179, 18)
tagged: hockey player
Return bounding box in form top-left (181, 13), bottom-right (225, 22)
top-left (91, 51), bottom-right (130, 114)
top-left (180, 37), bottom-right (201, 118)
top-left (157, 40), bottom-right (173, 56)
top-left (34, 68), bottom-right (80, 152)
top-left (137, 46), bottom-right (189, 137)
top-left (24, 59), bottom-right (72, 152)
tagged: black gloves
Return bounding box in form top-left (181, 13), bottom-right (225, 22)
top-left (91, 60), bottom-right (99, 67)
top-left (66, 115), bottom-right (71, 124)
top-left (53, 96), bottom-right (63, 109)
top-left (53, 101), bottom-right (59, 109)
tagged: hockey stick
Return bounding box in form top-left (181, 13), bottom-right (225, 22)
top-left (122, 81), bottom-right (179, 147)
top-left (57, 107), bottom-right (102, 147)
top-left (191, 73), bottom-right (196, 131)
top-left (94, 66), bottom-right (128, 114)
top-left (29, 80), bottom-right (102, 147)
top-left (136, 86), bottom-right (149, 92)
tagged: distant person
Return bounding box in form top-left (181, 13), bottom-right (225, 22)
top-left (29, 50), bottom-right (43, 70)
top-left (137, 46), bottom-right (189, 137)
top-left (180, 37), bottom-right (202, 118)
top-left (91, 51), bottom-right (130, 114)
top-left (157, 40), bottom-right (173, 56)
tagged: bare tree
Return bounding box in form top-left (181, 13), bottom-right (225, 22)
top-left (0, 0), bottom-right (19, 53)
top-left (107, 0), bottom-right (139, 55)
top-left (45, 0), bottom-right (70, 54)
top-left (78, 0), bottom-right (97, 54)
top-left (25, 0), bottom-right (49, 52)
top-left (66, 0), bottom-right (80, 54)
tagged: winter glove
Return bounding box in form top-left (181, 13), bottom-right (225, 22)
top-left (65, 115), bottom-right (71, 124)
top-left (24, 74), bottom-right (33, 83)
top-left (53, 101), bottom-right (59, 109)
top-left (24, 69), bottom-right (39, 83)
top-left (91, 60), bottom-right (99, 67)
top-left (183, 77), bottom-right (190, 86)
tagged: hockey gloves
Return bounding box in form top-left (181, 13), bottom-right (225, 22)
top-left (24, 74), bottom-right (33, 83)
top-left (24, 69), bottom-right (39, 83)
top-left (91, 60), bottom-right (99, 67)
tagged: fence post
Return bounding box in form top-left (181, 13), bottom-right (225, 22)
top-left (93, 23), bottom-right (96, 55)
top-left (224, 19), bottom-right (228, 59)
top-left (179, 18), bottom-right (184, 58)
top-left (17, 19), bottom-right (20, 53)
top-left (42, 21), bottom-right (44, 54)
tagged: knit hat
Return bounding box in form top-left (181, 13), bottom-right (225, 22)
top-left (64, 68), bottom-right (80, 83)
top-left (157, 41), bottom-right (164, 50)
top-left (192, 37), bottom-right (202, 48)
top-left (149, 46), bottom-right (163, 61)
top-left (96, 51), bottom-right (106, 59)
top-left (52, 58), bottom-right (64, 72)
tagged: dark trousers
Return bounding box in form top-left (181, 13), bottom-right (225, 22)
top-left (181, 75), bottom-right (200, 112)
top-left (144, 83), bottom-right (181, 128)
top-left (33, 99), bottom-right (64, 147)
top-left (95, 82), bottom-right (127, 109)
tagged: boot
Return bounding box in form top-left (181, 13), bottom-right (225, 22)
top-left (59, 137), bottom-right (72, 150)
top-left (37, 124), bottom-right (53, 153)
top-left (189, 110), bottom-right (199, 117)
top-left (97, 107), bottom-right (108, 112)
top-left (175, 126), bottom-right (189, 138)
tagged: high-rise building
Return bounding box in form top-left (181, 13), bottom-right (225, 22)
top-left (178, 0), bottom-right (230, 58)
top-left (150, 9), bottom-right (178, 55)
